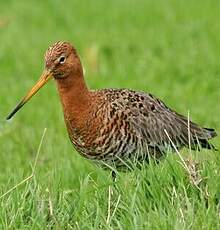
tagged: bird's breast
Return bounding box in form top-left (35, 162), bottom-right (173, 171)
top-left (64, 110), bottom-right (105, 158)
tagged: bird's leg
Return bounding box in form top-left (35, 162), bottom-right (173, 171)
top-left (111, 170), bottom-right (117, 182)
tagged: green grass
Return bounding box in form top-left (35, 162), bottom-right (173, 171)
top-left (0, 0), bottom-right (220, 228)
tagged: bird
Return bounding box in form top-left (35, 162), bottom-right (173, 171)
top-left (6, 41), bottom-right (217, 175)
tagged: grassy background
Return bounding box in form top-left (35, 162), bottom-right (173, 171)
top-left (0, 0), bottom-right (220, 228)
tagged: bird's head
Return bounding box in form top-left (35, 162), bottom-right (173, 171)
top-left (44, 41), bottom-right (82, 79)
top-left (6, 41), bottom-right (82, 120)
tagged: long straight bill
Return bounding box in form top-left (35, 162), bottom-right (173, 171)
top-left (6, 69), bottom-right (53, 120)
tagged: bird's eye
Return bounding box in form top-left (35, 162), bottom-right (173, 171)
top-left (59, 56), bottom-right (66, 64)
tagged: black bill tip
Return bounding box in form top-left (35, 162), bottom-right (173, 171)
top-left (6, 100), bottom-right (26, 120)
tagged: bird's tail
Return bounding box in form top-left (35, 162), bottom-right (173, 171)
top-left (174, 112), bottom-right (217, 151)
top-left (193, 127), bottom-right (217, 150)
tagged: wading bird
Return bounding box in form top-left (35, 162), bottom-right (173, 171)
top-left (7, 41), bottom-right (217, 177)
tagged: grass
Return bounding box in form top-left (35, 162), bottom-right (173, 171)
top-left (0, 0), bottom-right (220, 228)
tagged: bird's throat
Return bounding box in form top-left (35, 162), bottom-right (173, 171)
top-left (56, 73), bottom-right (91, 122)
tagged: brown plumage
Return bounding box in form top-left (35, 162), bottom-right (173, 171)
top-left (7, 41), bottom-right (217, 169)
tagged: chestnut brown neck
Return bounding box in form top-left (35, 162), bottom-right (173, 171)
top-left (55, 68), bottom-right (91, 121)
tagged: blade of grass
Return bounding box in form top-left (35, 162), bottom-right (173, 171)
top-left (0, 128), bottom-right (47, 199)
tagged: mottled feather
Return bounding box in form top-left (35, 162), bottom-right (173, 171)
top-left (64, 88), bottom-right (216, 167)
